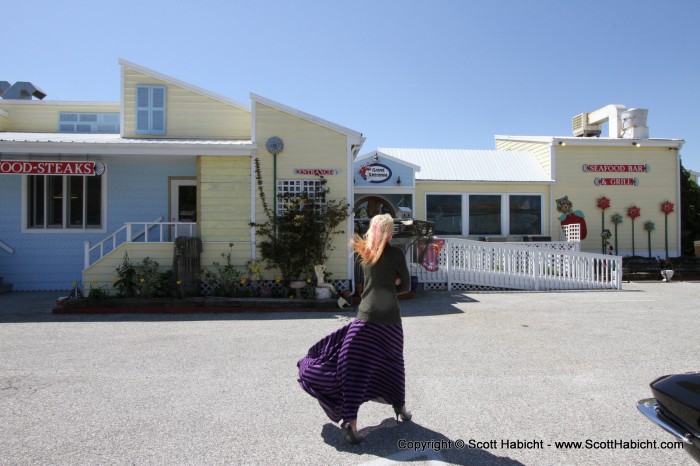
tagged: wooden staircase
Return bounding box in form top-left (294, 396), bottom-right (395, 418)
top-left (0, 276), bottom-right (12, 294)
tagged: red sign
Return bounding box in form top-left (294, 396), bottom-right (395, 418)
top-left (594, 177), bottom-right (639, 186)
top-left (583, 164), bottom-right (648, 173)
top-left (0, 160), bottom-right (104, 176)
top-left (294, 168), bottom-right (339, 176)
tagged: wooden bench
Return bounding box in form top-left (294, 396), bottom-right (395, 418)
top-left (664, 256), bottom-right (700, 281)
top-left (622, 256), bottom-right (661, 282)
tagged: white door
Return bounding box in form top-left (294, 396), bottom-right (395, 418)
top-left (169, 178), bottom-right (196, 238)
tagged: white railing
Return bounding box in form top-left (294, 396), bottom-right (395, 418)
top-left (411, 238), bottom-right (621, 291)
top-left (0, 239), bottom-right (14, 254)
top-left (84, 220), bottom-right (196, 269)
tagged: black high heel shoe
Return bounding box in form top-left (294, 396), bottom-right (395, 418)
top-left (340, 422), bottom-right (362, 444)
top-left (393, 405), bottom-right (412, 422)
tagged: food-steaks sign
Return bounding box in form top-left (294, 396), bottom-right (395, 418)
top-left (583, 164), bottom-right (648, 187)
top-left (0, 160), bottom-right (105, 176)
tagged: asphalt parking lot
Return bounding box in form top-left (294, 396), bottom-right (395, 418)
top-left (1, 281), bottom-right (698, 465)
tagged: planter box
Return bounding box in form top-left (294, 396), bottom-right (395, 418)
top-left (53, 296), bottom-right (340, 314)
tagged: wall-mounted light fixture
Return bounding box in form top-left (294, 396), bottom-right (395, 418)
top-left (632, 141), bottom-right (641, 148)
top-left (372, 153), bottom-right (379, 162)
top-left (396, 176), bottom-right (402, 186)
top-left (558, 141), bottom-right (566, 146)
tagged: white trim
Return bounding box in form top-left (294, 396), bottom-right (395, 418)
top-left (250, 93), bottom-right (363, 141)
top-left (0, 99), bottom-right (119, 106)
top-left (354, 186), bottom-right (415, 195)
top-left (418, 179), bottom-right (554, 185)
top-left (250, 155), bottom-right (256, 260)
top-left (496, 134), bottom-right (685, 148)
top-left (120, 65), bottom-right (125, 137)
top-left (0, 140), bottom-right (256, 156)
top-left (356, 150), bottom-right (422, 171)
top-left (118, 58), bottom-right (250, 112)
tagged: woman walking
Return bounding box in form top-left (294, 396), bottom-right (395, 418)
top-left (297, 214), bottom-right (412, 444)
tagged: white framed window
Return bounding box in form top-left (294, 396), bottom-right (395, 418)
top-left (276, 179), bottom-right (325, 216)
top-left (426, 194), bottom-right (463, 235)
top-left (25, 175), bottom-right (103, 230)
top-left (136, 85), bottom-right (166, 135)
top-left (59, 112), bottom-right (120, 133)
top-left (426, 192), bottom-right (544, 237)
top-left (508, 194), bottom-right (543, 235)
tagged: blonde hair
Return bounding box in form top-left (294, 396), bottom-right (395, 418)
top-left (351, 214), bottom-right (394, 266)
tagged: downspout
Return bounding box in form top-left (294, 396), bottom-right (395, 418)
top-left (348, 137), bottom-right (366, 297)
top-left (549, 140), bottom-right (557, 240)
top-left (250, 100), bottom-right (257, 261)
top-left (675, 142), bottom-right (684, 256)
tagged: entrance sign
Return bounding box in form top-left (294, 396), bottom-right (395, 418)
top-left (294, 168), bottom-right (339, 176)
top-left (0, 160), bottom-right (105, 176)
top-left (358, 163), bottom-right (392, 183)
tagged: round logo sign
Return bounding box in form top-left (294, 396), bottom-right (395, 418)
top-left (358, 163), bottom-right (392, 183)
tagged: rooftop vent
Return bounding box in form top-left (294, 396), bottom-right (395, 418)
top-left (0, 82), bottom-right (47, 100)
top-left (571, 104), bottom-right (648, 139)
top-left (0, 81), bottom-right (11, 97)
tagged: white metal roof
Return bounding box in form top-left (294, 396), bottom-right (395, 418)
top-left (0, 133), bottom-right (255, 156)
top-left (0, 133), bottom-right (252, 145)
top-left (377, 148), bottom-right (552, 183)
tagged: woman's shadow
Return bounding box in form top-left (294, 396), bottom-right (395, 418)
top-left (321, 418), bottom-right (524, 465)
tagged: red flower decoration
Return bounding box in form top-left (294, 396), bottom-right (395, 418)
top-left (660, 201), bottom-right (674, 214)
top-left (597, 196), bottom-right (611, 211)
top-left (627, 205), bottom-right (641, 220)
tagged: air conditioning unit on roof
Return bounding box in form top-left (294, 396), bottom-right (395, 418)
top-left (572, 113), bottom-right (602, 137)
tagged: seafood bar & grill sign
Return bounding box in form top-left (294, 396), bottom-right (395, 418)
top-left (0, 160), bottom-right (105, 176)
top-left (583, 163), bottom-right (648, 187)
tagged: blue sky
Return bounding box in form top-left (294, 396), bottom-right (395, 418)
top-left (4, 0), bottom-right (700, 170)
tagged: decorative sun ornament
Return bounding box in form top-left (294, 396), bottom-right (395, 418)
top-left (266, 136), bottom-right (284, 155)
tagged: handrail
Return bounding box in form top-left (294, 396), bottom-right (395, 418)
top-left (0, 239), bottom-right (14, 254)
top-left (84, 219), bottom-right (196, 270)
top-left (412, 237), bottom-right (622, 291)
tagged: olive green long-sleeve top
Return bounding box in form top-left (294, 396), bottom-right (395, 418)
top-left (356, 244), bottom-right (411, 325)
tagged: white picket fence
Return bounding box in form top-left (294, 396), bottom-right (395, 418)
top-left (411, 238), bottom-right (622, 291)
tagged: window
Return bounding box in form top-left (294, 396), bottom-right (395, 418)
top-left (426, 194), bottom-right (462, 235)
top-left (469, 195), bottom-right (501, 235)
top-left (136, 85), bottom-right (166, 135)
top-left (27, 175), bottom-right (102, 229)
top-left (509, 195), bottom-right (542, 235)
top-left (59, 113), bottom-right (120, 133)
top-left (276, 180), bottom-right (325, 215)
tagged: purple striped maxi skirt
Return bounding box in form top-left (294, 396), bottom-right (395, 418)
top-left (297, 319), bottom-right (405, 423)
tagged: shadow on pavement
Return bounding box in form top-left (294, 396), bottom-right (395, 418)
top-left (321, 418), bottom-right (524, 465)
top-left (0, 291), bottom-right (477, 324)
